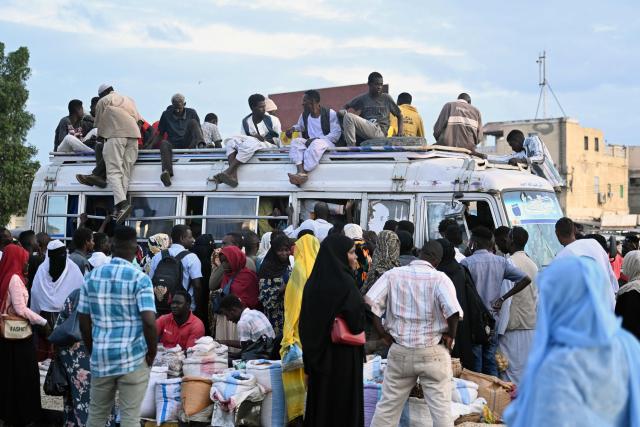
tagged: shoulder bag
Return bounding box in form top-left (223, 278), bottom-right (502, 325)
top-left (331, 316), bottom-right (365, 346)
top-left (0, 288), bottom-right (32, 340)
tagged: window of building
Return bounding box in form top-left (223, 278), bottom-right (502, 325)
top-left (584, 136), bottom-right (589, 151)
top-left (595, 137), bottom-right (600, 152)
top-left (594, 176), bottom-right (600, 194)
top-left (621, 185), bottom-right (625, 198)
top-left (608, 183), bottom-right (612, 196)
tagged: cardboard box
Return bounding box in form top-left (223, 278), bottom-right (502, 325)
top-left (460, 369), bottom-right (514, 418)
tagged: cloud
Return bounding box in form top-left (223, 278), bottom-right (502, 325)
top-left (208, 0), bottom-right (358, 22)
top-left (0, 1), bottom-right (461, 60)
top-left (593, 24), bottom-right (617, 33)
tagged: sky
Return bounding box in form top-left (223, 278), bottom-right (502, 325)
top-left (1, 0), bottom-right (639, 164)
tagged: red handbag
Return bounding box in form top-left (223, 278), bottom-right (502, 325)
top-left (331, 316), bottom-right (365, 346)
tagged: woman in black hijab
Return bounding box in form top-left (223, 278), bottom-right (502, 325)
top-left (436, 238), bottom-right (474, 369)
top-left (192, 234), bottom-right (214, 333)
top-left (258, 234), bottom-right (292, 337)
top-left (300, 234), bottom-right (366, 427)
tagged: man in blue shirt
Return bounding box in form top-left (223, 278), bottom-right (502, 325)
top-left (461, 226), bottom-right (531, 376)
top-left (78, 226), bottom-right (157, 427)
top-left (149, 224), bottom-right (203, 315)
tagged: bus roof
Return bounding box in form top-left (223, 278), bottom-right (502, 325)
top-left (33, 145), bottom-right (555, 194)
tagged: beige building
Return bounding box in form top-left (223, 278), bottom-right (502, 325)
top-left (628, 146), bottom-right (640, 214)
top-left (481, 117), bottom-right (628, 223)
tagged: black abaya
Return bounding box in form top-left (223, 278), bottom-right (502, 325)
top-left (0, 336), bottom-right (42, 425)
top-left (436, 239), bottom-right (475, 369)
top-left (300, 234), bottom-right (366, 427)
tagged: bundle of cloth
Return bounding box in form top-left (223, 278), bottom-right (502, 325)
top-left (210, 371), bottom-right (265, 427)
top-left (154, 344), bottom-right (186, 377)
top-left (246, 359), bottom-right (287, 427)
top-left (183, 337), bottom-right (228, 378)
top-left (140, 366), bottom-right (169, 419)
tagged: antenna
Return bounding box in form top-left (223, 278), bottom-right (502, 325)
top-left (535, 51), bottom-right (566, 119)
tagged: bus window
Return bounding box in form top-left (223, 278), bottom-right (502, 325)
top-left (84, 195), bottom-right (114, 232)
top-left (206, 196), bottom-right (258, 240)
top-left (45, 195), bottom-right (67, 239)
top-left (367, 199), bottom-right (411, 233)
top-left (464, 201), bottom-right (496, 231)
top-left (186, 196), bottom-right (204, 238)
top-left (128, 196), bottom-right (177, 239)
top-left (297, 199), bottom-right (361, 228)
top-left (258, 196), bottom-right (288, 236)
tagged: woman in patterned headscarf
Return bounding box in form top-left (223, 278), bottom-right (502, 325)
top-left (360, 230), bottom-right (400, 295)
top-left (141, 233), bottom-right (170, 274)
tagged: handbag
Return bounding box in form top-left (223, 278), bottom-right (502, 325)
top-left (43, 354), bottom-right (69, 396)
top-left (210, 276), bottom-right (234, 314)
top-left (0, 314), bottom-right (33, 340)
top-left (0, 290), bottom-right (32, 340)
top-left (331, 316), bottom-right (365, 346)
top-left (48, 306), bottom-right (81, 347)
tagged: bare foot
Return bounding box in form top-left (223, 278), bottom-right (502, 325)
top-left (215, 172), bottom-right (238, 188)
top-left (288, 173), bottom-right (308, 186)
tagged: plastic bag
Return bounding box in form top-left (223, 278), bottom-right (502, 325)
top-left (281, 344), bottom-right (304, 372)
top-left (43, 355), bottom-right (68, 396)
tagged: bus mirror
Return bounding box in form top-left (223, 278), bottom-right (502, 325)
top-left (444, 201), bottom-right (465, 218)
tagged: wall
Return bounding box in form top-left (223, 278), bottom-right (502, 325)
top-left (628, 146), bottom-right (640, 214)
top-left (481, 117), bottom-right (629, 221)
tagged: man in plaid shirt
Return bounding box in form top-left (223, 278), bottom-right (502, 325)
top-left (79, 226), bottom-right (157, 427)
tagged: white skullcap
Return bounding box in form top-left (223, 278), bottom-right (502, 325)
top-left (343, 223), bottom-right (363, 240)
top-left (265, 98), bottom-right (277, 112)
top-left (47, 240), bottom-right (65, 251)
top-left (98, 83), bottom-right (113, 96)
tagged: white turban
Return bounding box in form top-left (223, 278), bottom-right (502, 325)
top-left (344, 223), bottom-right (363, 240)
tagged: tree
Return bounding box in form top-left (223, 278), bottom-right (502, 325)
top-left (0, 42), bottom-right (39, 226)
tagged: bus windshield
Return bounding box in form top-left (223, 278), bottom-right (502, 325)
top-left (503, 190), bottom-right (563, 268)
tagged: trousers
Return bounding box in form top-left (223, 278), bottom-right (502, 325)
top-left (224, 135), bottom-right (275, 163)
top-left (103, 137), bottom-right (138, 205)
top-left (370, 343), bottom-right (453, 427)
top-left (87, 362), bottom-right (150, 427)
top-left (342, 112), bottom-right (385, 146)
top-left (57, 134), bottom-right (94, 153)
top-left (288, 137), bottom-right (334, 172)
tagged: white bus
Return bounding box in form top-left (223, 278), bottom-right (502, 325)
top-left (26, 145), bottom-right (564, 267)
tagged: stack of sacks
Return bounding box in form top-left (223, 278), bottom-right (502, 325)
top-left (180, 377), bottom-right (214, 423)
top-left (451, 397), bottom-right (487, 420)
top-left (155, 378), bottom-right (182, 425)
top-left (399, 397), bottom-right (432, 427)
top-left (246, 359), bottom-right (287, 427)
top-left (363, 382), bottom-right (383, 427)
top-left (162, 345), bottom-right (186, 377)
top-left (451, 378), bottom-right (479, 405)
top-left (210, 371), bottom-right (265, 427)
top-left (140, 366), bottom-right (169, 419)
top-left (363, 356), bottom-right (387, 383)
top-left (183, 337), bottom-right (228, 378)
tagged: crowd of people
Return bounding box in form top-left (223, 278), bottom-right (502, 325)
top-left (1, 206), bottom-right (640, 426)
top-left (57, 71), bottom-right (564, 227)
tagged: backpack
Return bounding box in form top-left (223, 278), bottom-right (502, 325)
top-left (152, 250), bottom-right (189, 315)
top-left (461, 266), bottom-right (496, 345)
top-left (242, 114), bottom-right (279, 141)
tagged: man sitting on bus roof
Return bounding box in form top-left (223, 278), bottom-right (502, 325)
top-left (54, 99), bottom-right (95, 153)
top-left (342, 71), bottom-right (403, 146)
top-left (214, 94), bottom-right (282, 188)
top-left (433, 93), bottom-right (486, 158)
top-left (150, 93), bottom-right (205, 187)
top-left (286, 90), bottom-right (342, 186)
top-left (388, 92), bottom-right (425, 138)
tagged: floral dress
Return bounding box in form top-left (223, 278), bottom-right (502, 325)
top-left (258, 268), bottom-right (291, 337)
top-left (54, 290), bottom-right (115, 427)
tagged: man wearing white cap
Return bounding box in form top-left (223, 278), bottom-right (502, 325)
top-left (92, 84), bottom-right (142, 223)
top-left (214, 93), bottom-right (281, 187)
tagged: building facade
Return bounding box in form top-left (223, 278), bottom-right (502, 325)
top-left (628, 146), bottom-right (640, 214)
top-left (481, 117), bottom-right (628, 222)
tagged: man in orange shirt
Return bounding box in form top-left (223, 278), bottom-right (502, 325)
top-left (156, 290), bottom-right (205, 350)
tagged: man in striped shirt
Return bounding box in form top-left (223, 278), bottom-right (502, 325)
top-left (433, 93), bottom-right (485, 158)
top-left (367, 241), bottom-right (462, 427)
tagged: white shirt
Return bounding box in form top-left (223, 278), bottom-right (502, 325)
top-left (366, 260), bottom-right (463, 348)
top-left (284, 218), bottom-right (333, 242)
top-left (454, 247), bottom-right (466, 262)
top-left (202, 122), bottom-right (222, 146)
top-left (555, 239), bottom-right (618, 309)
top-left (240, 113), bottom-right (282, 139)
top-left (293, 109), bottom-right (342, 144)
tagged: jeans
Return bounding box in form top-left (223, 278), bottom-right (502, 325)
top-left (472, 332), bottom-right (498, 376)
top-left (370, 343), bottom-right (453, 427)
top-left (87, 362), bottom-right (150, 427)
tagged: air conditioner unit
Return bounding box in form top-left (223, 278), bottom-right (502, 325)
top-left (598, 193), bottom-right (607, 204)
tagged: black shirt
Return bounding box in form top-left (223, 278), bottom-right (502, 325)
top-left (158, 106), bottom-right (200, 148)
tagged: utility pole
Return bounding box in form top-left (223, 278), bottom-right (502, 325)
top-left (535, 51), bottom-right (566, 119)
